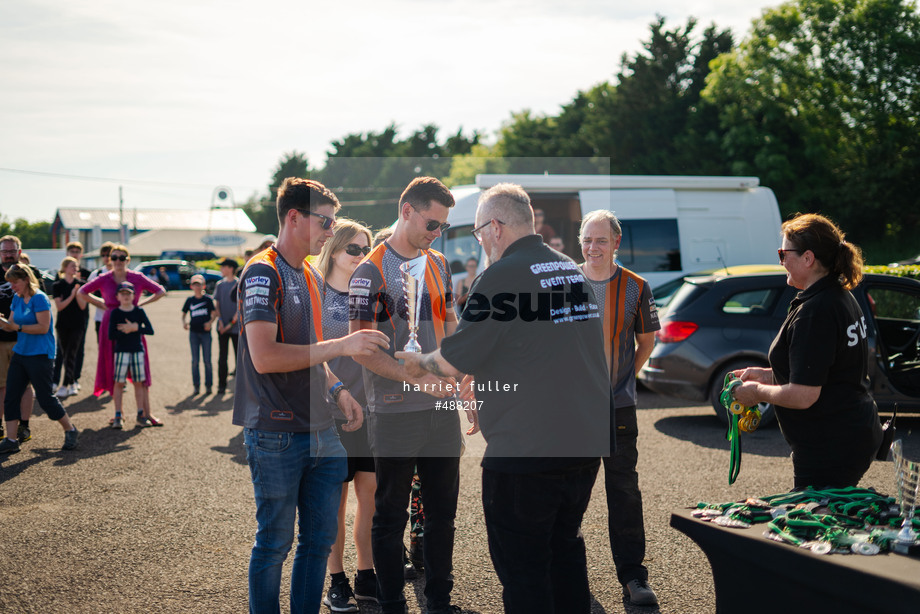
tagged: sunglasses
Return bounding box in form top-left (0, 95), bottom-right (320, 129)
top-left (110, 255), bottom-right (128, 262)
top-left (344, 243), bottom-right (371, 257)
top-left (297, 209), bottom-right (336, 230)
top-left (410, 205), bottom-right (450, 233)
top-left (777, 248), bottom-right (803, 263)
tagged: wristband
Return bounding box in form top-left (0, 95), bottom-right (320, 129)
top-left (18, 324), bottom-right (22, 333)
top-left (329, 382), bottom-right (346, 402)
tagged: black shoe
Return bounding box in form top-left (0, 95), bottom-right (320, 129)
top-left (217, 388), bottom-right (226, 395)
top-left (62, 428), bottom-right (79, 451)
top-left (193, 387), bottom-right (200, 395)
top-left (624, 579), bottom-right (659, 606)
top-left (205, 387), bottom-right (212, 395)
top-left (427, 606), bottom-right (462, 614)
top-left (323, 578), bottom-right (358, 612)
top-left (0, 438), bottom-right (21, 455)
top-left (353, 571), bottom-right (379, 602)
top-left (17, 424), bottom-right (31, 443)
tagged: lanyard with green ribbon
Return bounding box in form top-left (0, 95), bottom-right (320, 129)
top-left (720, 373), bottom-right (762, 484)
top-left (693, 487), bottom-right (914, 555)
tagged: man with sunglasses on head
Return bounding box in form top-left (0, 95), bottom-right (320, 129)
top-left (349, 177), bottom-right (463, 614)
top-left (233, 177), bottom-right (390, 614)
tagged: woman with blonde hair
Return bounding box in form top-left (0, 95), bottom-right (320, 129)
top-left (78, 244), bottom-right (166, 427)
top-left (0, 264), bottom-right (79, 453)
top-left (316, 219), bottom-right (380, 610)
top-left (733, 213), bottom-right (883, 488)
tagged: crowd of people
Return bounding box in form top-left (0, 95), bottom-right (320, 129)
top-left (0, 173), bottom-right (885, 613)
top-left (0, 237), bottom-right (244, 448)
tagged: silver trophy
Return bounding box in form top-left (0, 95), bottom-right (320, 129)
top-left (892, 439), bottom-right (920, 552)
top-left (400, 256), bottom-right (428, 353)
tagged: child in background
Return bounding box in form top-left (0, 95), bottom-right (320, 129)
top-left (108, 282), bottom-right (156, 429)
top-left (182, 274), bottom-right (216, 395)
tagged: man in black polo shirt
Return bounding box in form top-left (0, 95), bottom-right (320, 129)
top-left (397, 183), bottom-right (611, 614)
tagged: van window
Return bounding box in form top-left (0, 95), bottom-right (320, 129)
top-left (440, 225), bottom-right (479, 275)
top-left (618, 219), bottom-right (680, 273)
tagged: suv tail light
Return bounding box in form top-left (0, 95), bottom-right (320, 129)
top-left (657, 321), bottom-right (699, 343)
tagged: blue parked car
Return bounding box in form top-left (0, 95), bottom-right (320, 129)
top-left (134, 260), bottom-right (222, 293)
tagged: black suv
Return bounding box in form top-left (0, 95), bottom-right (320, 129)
top-left (638, 271), bottom-right (920, 423)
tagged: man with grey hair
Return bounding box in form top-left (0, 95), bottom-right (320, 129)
top-left (579, 208), bottom-right (660, 606)
top-left (397, 183), bottom-right (611, 613)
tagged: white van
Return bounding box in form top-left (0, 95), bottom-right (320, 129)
top-left (432, 174), bottom-right (783, 288)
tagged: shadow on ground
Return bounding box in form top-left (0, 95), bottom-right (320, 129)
top-left (654, 414), bottom-right (789, 457)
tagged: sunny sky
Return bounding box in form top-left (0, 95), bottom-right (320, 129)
top-left (1, 0), bottom-right (779, 224)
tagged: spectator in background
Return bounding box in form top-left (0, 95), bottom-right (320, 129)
top-left (372, 227), bottom-right (394, 248)
top-left (157, 266), bottom-right (170, 288)
top-left (214, 258), bottom-right (240, 395)
top-left (79, 244), bottom-right (166, 426)
top-left (534, 208), bottom-right (557, 242)
top-left (548, 236), bottom-right (565, 253)
top-left (87, 242), bottom-right (115, 342)
top-left (182, 274), bottom-right (217, 396)
top-left (58, 241), bottom-right (91, 394)
top-left (258, 234), bottom-right (277, 252)
top-left (0, 264), bottom-right (79, 454)
top-left (108, 281), bottom-right (155, 429)
top-left (52, 257), bottom-right (87, 398)
top-left (18, 253), bottom-right (31, 265)
top-left (0, 235), bottom-right (39, 444)
top-left (453, 257), bottom-right (478, 313)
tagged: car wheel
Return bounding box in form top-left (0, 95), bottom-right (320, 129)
top-left (709, 360), bottom-right (775, 427)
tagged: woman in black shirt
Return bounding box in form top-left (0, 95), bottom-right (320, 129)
top-left (733, 213), bottom-right (882, 488)
top-left (52, 257), bottom-right (86, 397)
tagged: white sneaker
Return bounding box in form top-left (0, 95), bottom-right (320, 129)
top-left (56, 384), bottom-right (70, 398)
top-left (74, 381), bottom-right (81, 392)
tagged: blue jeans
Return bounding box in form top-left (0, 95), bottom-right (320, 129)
top-left (189, 330), bottom-right (213, 388)
top-left (244, 426), bottom-right (347, 614)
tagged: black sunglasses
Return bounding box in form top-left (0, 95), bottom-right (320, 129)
top-left (110, 255), bottom-right (128, 262)
top-left (344, 243), bottom-right (371, 257)
top-left (410, 205), bottom-right (450, 233)
top-left (777, 248), bottom-right (803, 263)
top-left (297, 209), bottom-right (336, 230)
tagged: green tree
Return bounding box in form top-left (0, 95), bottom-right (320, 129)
top-left (240, 151), bottom-right (311, 235)
top-left (0, 217), bottom-right (53, 249)
top-left (704, 0), bottom-right (920, 261)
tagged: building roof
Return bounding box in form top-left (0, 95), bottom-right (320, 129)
top-left (121, 228), bottom-right (266, 259)
top-left (54, 207), bottom-right (256, 232)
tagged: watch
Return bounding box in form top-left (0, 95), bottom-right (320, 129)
top-left (17, 324), bottom-right (22, 332)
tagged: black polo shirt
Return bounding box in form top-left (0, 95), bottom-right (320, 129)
top-left (769, 275), bottom-right (881, 469)
top-left (440, 234), bottom-right (611, 473)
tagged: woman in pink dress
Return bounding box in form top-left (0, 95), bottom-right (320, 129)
top-left (79, 244), bottom-right (166, 425)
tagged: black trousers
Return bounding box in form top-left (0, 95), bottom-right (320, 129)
top-left (604, 404), bottom-right (648, 585)
top-left (53, 326), bottom-right (85, 387)
top-left (368, 409), bottom-right (460, 614)
top-left (216, 331), bottom-right (238, 390)
top-left (482, 460), bottom-right (600, 614)
top-left (4, 353), bottom-right (66, 422)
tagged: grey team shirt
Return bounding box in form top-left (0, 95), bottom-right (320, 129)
top-left (349, 243), bottom-right (453, 414)
top-left (231, 250), bottom-right (332, 432)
